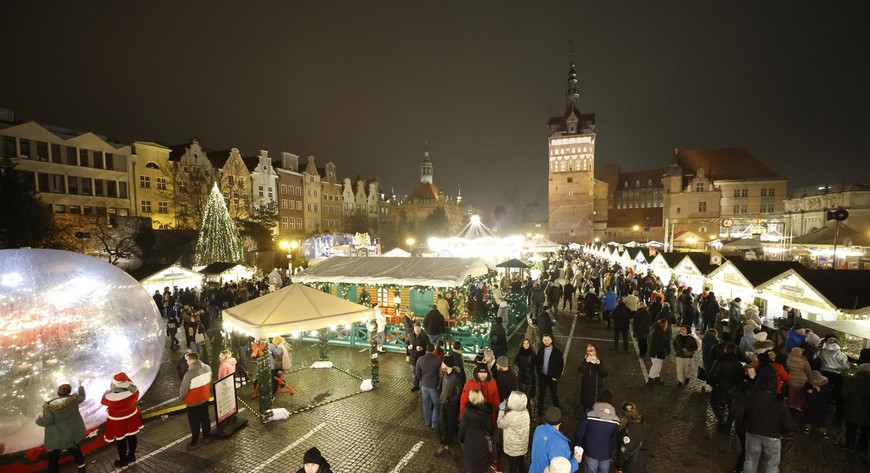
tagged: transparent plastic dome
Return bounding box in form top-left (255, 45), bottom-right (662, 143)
top-left (0, 249), bottom-right (164, 453)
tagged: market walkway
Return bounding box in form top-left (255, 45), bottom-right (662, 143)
top-left (56, 308), bottom-right (866, 472)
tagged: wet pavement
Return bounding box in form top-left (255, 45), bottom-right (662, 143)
top-left (55, 309), bottom-right (868, 472)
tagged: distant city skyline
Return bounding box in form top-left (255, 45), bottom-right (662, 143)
top-left (1, 1), bottom-right (867, 218)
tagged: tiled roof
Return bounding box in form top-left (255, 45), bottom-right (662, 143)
top-left (406, 183), bottom-right (441, 203)
top-left (675, 148), bottom-right (782, 181)
top-left (617, 169), bottom-right (666, 190)
top-left (725, 258), bottom-right (805, 286)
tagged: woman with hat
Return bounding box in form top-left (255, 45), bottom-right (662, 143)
top-left (578, 344), bottom-right (608, 411)
top-left (36, 380), bottom-right (87, 473)
top-left (101, 372), bottom-right (143, 467)
top-left (459, 389), bottom-right (495, 473)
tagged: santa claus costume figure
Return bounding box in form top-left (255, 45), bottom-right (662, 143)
top-left (101, 372), bottom-right (143, 467)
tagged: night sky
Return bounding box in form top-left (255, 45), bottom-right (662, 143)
top-left (2, 2), bottom-right (868, 220)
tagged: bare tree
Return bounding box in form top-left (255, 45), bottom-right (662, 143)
top-left (173, 164), bottom-right (213, 229)
top-left (87, 214), bottom-right (144, 265)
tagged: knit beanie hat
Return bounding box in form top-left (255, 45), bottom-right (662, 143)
top-left (496, 356), bottom-right (509, 368)
top-left (443, 357), bottom-right (455, 368)
top-left (545, 406), bottom-right (562, 425)
top-left (303, 447), bottom-right (323, 464)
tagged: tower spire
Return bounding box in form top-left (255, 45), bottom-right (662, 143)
top-left (420, 141), bottom-right (433, 184)
top-left (566, 39), bottom-right (579, 108)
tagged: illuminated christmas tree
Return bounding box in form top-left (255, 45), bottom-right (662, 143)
top-left (194, 183), bottom-right (244, 266)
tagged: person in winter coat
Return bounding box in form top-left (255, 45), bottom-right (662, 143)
top-left (574, 389), bottom-right (620, 473)
top-left (699, 291), bottom-right (720, 333)
top-left (101, 373), bottom-right (143, 467)
top-left (614, 402), bottom-right (647, 473)
top-left (785, 324), bottom-right (807, 353)
top-left (819, 336), bottom-right (851, 417)
top-left (578, 344), bottom-right (608, 411)
top-left (490, 317), bottom-right (509, 358)
top-left (435, 357), bottom-right (465, 457)
top-left (735, 370), bottom-right (795, 473)
top-left (708, 344), bottom-right (745, 429)
top-left (726, 298), bottom-right (743, 343)
top-left (459, 390), bottom-right (495, 473)
top-left (738, 323), bottom-right (758, 358)
top-left (176, 349), bottom-right (192, 380)
top-left (611, 299), bottom-right (634, 353)
top-left (529, 407), bottom-right (582, 473)
top-left (786, 346), bottom-right (812, 411)
top-left (701, 329), bottom-right (721, 386)
top-left (656, 302), bottom-right (676, 327)
top-left (296, 447), bottom-right (333, 473)
top-left (647, 319), bottom-right (670, 385)
top-left (536, 334), bottom-right (565, 413)
top-left (804, 370), bottom-right (831, 435)
top-left (497, 391), bottom-right (531, 473)
top-left (601, 288), bottom-right (618, 329)
top-left (166, 311), bottom-right (180, 349)
top-left (743, 304), bottom-right (762, 328)
top-left (537, 306), bottom-right (554, 343)
top-left (632, 303), bottom-right (653, 357)
top-left (36, 381), bottom-right (87, 473)
top-left (218, 349), bottom-right (237, 380)
top-left (584, 289), bottom-right (598, 320)
top-left (495, 356), bottom-right (519, 402)
top-left (423, 305), bottom-right (446, 347)
top-left (460, 365), bottom-right (501, 427)
top-left (841, 363), bottom-right (870, 452)
top-left (179, 352), bottom-right (212, 449)
top-left (672, 325), bottom-right (699, 387)
top-left (515, 339), bottom-right (537, 406)
top-left (271, 336), bottom-right (293, 394)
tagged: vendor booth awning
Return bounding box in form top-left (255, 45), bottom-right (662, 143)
top-left (199, 262), bottom-right (255, 283)
top-left (496, 258), bottom-right (530, 269)
top-left (129, 263), bottom-right (204, 293)
top-left (222, 283), bottom-right (373, 338)
top-left (295, 256), bottom-right (494, 287)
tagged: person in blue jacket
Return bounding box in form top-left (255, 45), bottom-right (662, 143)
top-left (785, 324), bottom-right (807, 353)
top-left (600, 288), bottom-right (618, 330)
top-left (574, 389), bottom-right (621, 473)
top-left (529, 407), bottom-right (583, 473)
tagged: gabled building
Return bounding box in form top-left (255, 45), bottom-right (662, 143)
top-left (131, 141), bottom-right (174, 229)
top-left (168, 138), bottom-right (216, 229)
top-left (0, 120), bottom-right (135, 219)
top-left (245, 150), bottom-right (279, 213)
top-left (211, 148), bottom-right (252, 221)
top-left (319, 162), bottom-right (343, 232)
top-left (302, 156), bottom-right (323, 233)
top-left (274, 152), bottom-right (305, 238)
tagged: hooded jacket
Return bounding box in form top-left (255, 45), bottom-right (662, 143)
top-left (497, 391), bottom-right (531, 457)
top-left (218, 356), bottom-right (237, 380)
top-left (574, 402), bottom-right (620, 461)
top-left (515, 345), bottom-right (537, 385)
top-left (649, 320), bottom-right (671, 359)
top-left (786, 347), bottom-right (812, 388)
top-left (460, 367), bottom-right (501, 426)
top-left (819, 341), bottom-right (850, 374)
top-left (36, 386), bottom-right (86, 452)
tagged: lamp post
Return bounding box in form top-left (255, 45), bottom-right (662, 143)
top-left (405, 237), bottom-right (415, 255)
top-left (632, 225), bottom-right (640, 243)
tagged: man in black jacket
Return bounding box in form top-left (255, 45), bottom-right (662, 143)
top-left (422, 305), bottom-right (445, 348)
top-left (735, 372), bottom-right (795, 473)
top-left (536, 334), bottom-right (564, 413)
top-left (611, 299), bottom-right (634, 353)
top-left (708, 344), bottom-right (745, 429)
top-left (494, 356), bottom-right (518, 402)
top-left (407, 322), bottom-right (429, 392)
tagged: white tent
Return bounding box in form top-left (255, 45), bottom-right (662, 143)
top-left (381, 247), bottom-right (411, 257)
top-left (222, 283), bottom-right (373, 338)
top-left (132, 264), bottom-right (204, 294)
top-left (295, 256), bottom-right (492, 287)
top-left (522, 235), bottom-right (562, 253)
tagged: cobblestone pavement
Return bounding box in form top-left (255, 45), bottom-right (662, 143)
top-left (55, 310), bottom-right (869, 472)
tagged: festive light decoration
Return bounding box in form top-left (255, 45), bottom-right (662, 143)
top-left (194, 183), bottom-right (244, 266)
top-left (0, 249), bottom-right (163, 454)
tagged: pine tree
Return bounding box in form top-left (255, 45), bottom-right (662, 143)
top-left (194, 183), bottom-right (244, 265)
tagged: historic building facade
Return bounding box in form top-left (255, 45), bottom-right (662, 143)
top-left (547, 59), bottom-right (601, 243)
top-left (131, 141), bottom-right (174, 229)
top-left (0, 121), bottom-right (135, 219)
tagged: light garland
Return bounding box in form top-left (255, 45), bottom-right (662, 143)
top-left (194, 183), bottom-right (244, 266)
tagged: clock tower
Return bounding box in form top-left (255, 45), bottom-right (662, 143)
top-left (547, 53), bottom-right (597, 243)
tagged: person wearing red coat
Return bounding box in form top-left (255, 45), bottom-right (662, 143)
top-left (101, 372), bottom-right (143, 467)
top-left (460, 365), bottom-right (501, 427)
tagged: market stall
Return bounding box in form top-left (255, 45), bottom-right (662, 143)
top-left (671, 253), bottom-right (713, 292)
top-left (647, 252), bottom-right (686, 286)
top-left (706, 258), bottom-right (803, 304)
top-left (199, 262), bottom-right (256, 284)
top-left (129, 263), bottom-right (204, 294)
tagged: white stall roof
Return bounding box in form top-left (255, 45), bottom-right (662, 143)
top-left (296, 256), bottom-right (493, 287)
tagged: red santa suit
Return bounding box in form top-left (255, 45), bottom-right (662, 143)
top-left (101, 372), bottom-right (143, 442)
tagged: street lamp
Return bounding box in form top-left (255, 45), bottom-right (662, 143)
top-left (632, 225), bottom-right (640, 243)
top-left (405, 237), bottom-right (415, 251)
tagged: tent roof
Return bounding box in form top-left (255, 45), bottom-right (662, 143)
top-left (496, 258), bottom-right (530, 269)
top-left (658, 252), bottom-right (687, 268)
top-left (792, 220), bottom-right (870, 247)
top-left (793, 268), bottom-right (870, 312)
top-left (295, 256), bottom-right (493, 287)
top-left (454, 220), bottom-right (499, 240)
top-left (199, 262), bottom-right (247, 274)
top-left (222, 284), bottom-right (373, 337)
top-left (719, 258), bottom-right (805, 286)
top-left (381, 247), bottom-right (411, 257)
top-left (128, 263), bottom-right (171, 281)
